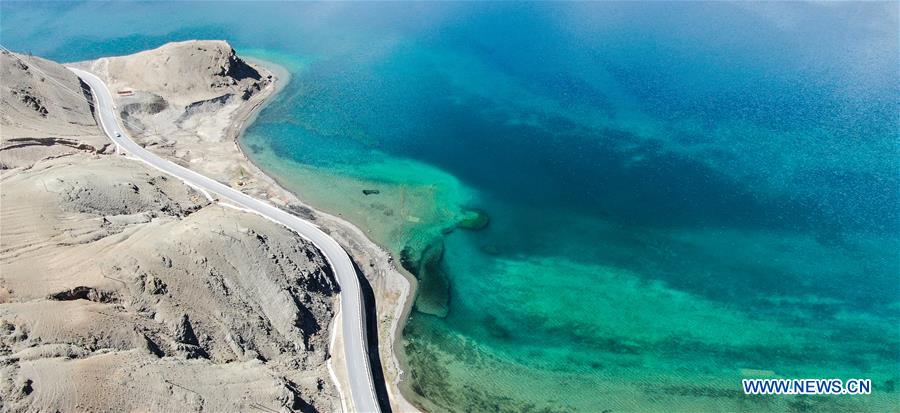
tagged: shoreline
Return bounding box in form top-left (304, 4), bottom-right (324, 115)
top-left (228, 57), bottom-right (422, 413)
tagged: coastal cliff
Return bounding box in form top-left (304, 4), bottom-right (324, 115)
top-left (0, 46), bottom-right (339, 412)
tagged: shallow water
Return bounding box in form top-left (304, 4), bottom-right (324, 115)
top-left (4, 2), bottom-right (898, 411)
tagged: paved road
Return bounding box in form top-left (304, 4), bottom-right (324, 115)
top-left (70, 68), bottom-right (381, 413)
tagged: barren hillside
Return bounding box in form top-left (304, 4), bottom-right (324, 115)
top-left (0, 47), bottom-right (338, 412)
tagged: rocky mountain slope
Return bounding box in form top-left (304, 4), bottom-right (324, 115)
top-left (0, 47), bottom-right (339, 412)
top-left (0, 50), bottom-right (112, 169)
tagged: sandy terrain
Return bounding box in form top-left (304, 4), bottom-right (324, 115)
top-left (1, 46), bottom-right (343, 412)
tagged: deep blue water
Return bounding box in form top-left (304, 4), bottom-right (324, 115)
top-left (3, 2), bottom-right (898, 411)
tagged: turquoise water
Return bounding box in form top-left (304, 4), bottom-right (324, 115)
top-left (3, 2), bottom-right (898, 411)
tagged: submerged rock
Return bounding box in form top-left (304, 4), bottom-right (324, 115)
top-left (479, 244), bottom-right (501, 256)
top-left (399, 210), bottom-right (491, 318)
top-left (456, 208), bottom-right (490, 231)
top-left (401, 237), bottom-right (450, 318)
top-left (399, 246), bottom-right (418, 274)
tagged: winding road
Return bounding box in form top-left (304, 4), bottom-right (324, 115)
top-left (70, 68), bottom-right (381, 413)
